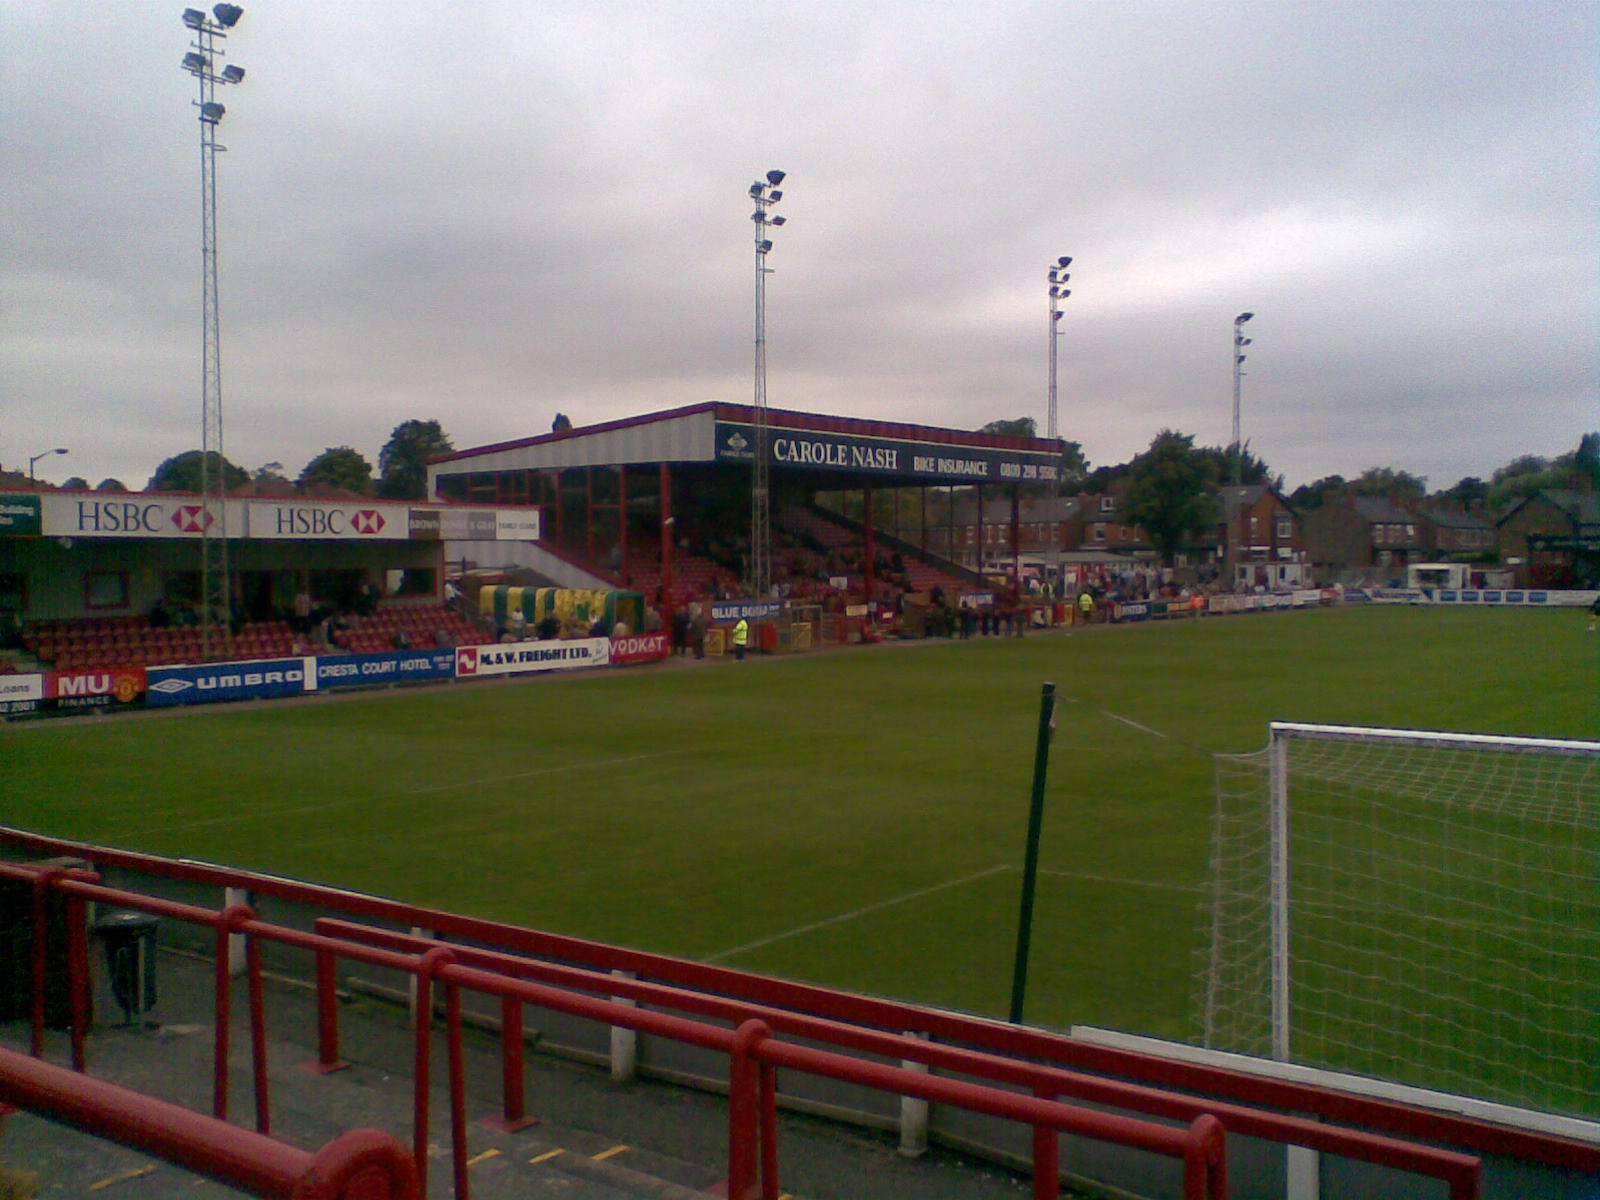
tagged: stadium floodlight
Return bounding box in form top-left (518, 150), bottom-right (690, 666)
top-left (1046, 254), bottom-right (1073, 439)
top-left (1231, 310), bottom-right (1255, 488)
top-left (746, 169), bottom-right (788, 601)
top-left (181, 3), bottom-right (246, 661)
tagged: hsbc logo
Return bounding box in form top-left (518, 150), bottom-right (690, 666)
top-left (174, 505), bottom-right (214, 533)
top-left (353, 509), bottom-right (385, 535)
top-left (455, 647), bottom-right (478, 675)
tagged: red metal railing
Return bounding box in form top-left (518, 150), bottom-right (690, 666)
top-left (313, 919), bottom-right (1483, 1200)
top-left (6, 861), bottom-right (1226, 1199)
top-left (0, 1044), bottom-right (418, 1200)
top-left (9, 831), bottom-right (1595, 1189)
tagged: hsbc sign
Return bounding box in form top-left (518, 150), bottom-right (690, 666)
top-left (51, 498), bottom-right (229, 538)
top-left (257, 503), bottom-right (399, 540)
top-left (23, 493), bottom-right (523, 543)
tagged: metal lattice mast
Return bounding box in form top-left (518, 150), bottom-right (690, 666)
top-left (1046, 257), bottom-right (1071, 441)
top-left (747, 170), bottom-right (786, 599)
top-left (182, 6), bottom-right (245, 659)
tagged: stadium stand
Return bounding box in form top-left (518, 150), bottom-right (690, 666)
top-left (19, 603), bottom-right (490, 672)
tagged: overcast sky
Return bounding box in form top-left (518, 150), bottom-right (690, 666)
top-left (4, 1), bottom-right (1595, 494)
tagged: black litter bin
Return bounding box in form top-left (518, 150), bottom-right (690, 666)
top-left (94, 910), bottom-right (159, 1024)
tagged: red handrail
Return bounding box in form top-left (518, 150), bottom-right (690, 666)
top-left (313, 918), bottom-right (1483, 1200)
top-left (5, 860), bottom-right (1232, 1200)
top-left (6, 832), bottom-right (1584, 1193)
top-left (0, 1045), bottom-right (419, 1200)
top-left (1, 827), bottom-right (1586, 1175)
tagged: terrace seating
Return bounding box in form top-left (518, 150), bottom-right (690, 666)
top-left (21, 604), bottom-right (493, 673)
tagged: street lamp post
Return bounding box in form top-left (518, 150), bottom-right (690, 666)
top-left (181, 5), bottom-right (246, 660)
top-left (1230, 311), bottom-right (1254, 589)
top-left (1046, 257), bottom-right (1071, 441)
top-left (28, 448), bottom-right (69, 484)
top-left (747, 169), bottom-right (787, 600)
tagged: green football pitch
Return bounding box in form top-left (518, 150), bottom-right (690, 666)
top-left (3, 606), bottom-right (1594, 1043)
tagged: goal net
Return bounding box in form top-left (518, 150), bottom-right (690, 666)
top-left (1198, 722), bottom-right (1599, 1119)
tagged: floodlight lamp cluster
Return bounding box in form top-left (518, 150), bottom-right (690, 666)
top-left (1048, 256), bottom-right (1072, 317)
top-left (1234, 312), bottom-right (1253, 364)
top-left (183, 5), bottom-right (242, 30)
top-left (749, 168), bottom-right (788, 256)
top-left (182, 5), bottom-right (246, 124)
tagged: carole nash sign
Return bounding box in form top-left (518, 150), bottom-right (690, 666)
top-left (715, 423), bottom-right (1058, 484)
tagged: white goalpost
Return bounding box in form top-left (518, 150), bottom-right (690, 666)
top-left (1200, 722), bottom-right (1600, 1121)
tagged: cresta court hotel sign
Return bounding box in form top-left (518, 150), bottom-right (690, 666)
top-left (714, 422), bottom-right (1060, 484)
top-left (2, 494), bottom-right (539, 542)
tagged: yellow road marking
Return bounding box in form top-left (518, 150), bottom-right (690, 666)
top-left (528, 1149), bottom-right (564, 1164)
top-left (466, 1148), bottom-right (501, 1166)
top-left (592, 1144), bottom-right (630, 1161)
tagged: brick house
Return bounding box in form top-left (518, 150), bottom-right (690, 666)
top-left (1495, 490), bottom-right (1600, 587)
top-left (1419, 505), bottom-right (1495, 559)
top-left (943, 491), bottom-right (1153, 571)
top-left (1211, 485), bottom-right (1307, 589)
top-left (1301, 495), bottom-right (1427, 584)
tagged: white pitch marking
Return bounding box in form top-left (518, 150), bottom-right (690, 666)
top-left (704, 865), bottom-right (1011, 963)
top-left (1100, 711), bottom-right (1168, 739)
top-left (1034, 867), bottom-right (1202, 893)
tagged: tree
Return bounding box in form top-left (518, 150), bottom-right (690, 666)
top-left (1199, 442), bottom-right (1273, 488)
top-left (1439, 476), bottom-right (1488, 511)
top-left (1288, 474), bottom-right (1348, 512)
top-left (378, 419), bottom-right (453, 500)
top-left (551, 413), bottom-right (573, 433)
top-left (1121, 430), bottom-right (1220, 564)
top-left (148, 450), bottom-right (249, 493)
top-left (1351, 466), bottom-right (1427, 506)
top-left (96, 478), bottom-right (128, 492)
top-left (1058, 440), bottom-right (1090, 491)
top-left (977, 417), bottom-right (1037, 438)
top-left (1574, 432), bottom-right (1600, 489)
top-left (61, 476), bottom-right (89, 491)
top-left (299, 446), bottom-right (374, 494)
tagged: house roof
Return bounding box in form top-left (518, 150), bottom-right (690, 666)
top-left (1350, 495), bottom-right (1418, 524)
top-left (1422, 505), bottom-right (1491, 531)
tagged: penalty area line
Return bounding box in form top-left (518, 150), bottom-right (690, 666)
top-left (704, 865), bottom-right (1011, 964)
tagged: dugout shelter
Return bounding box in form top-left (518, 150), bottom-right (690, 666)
top-left (426, 402), bottom-right (1066, 616)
